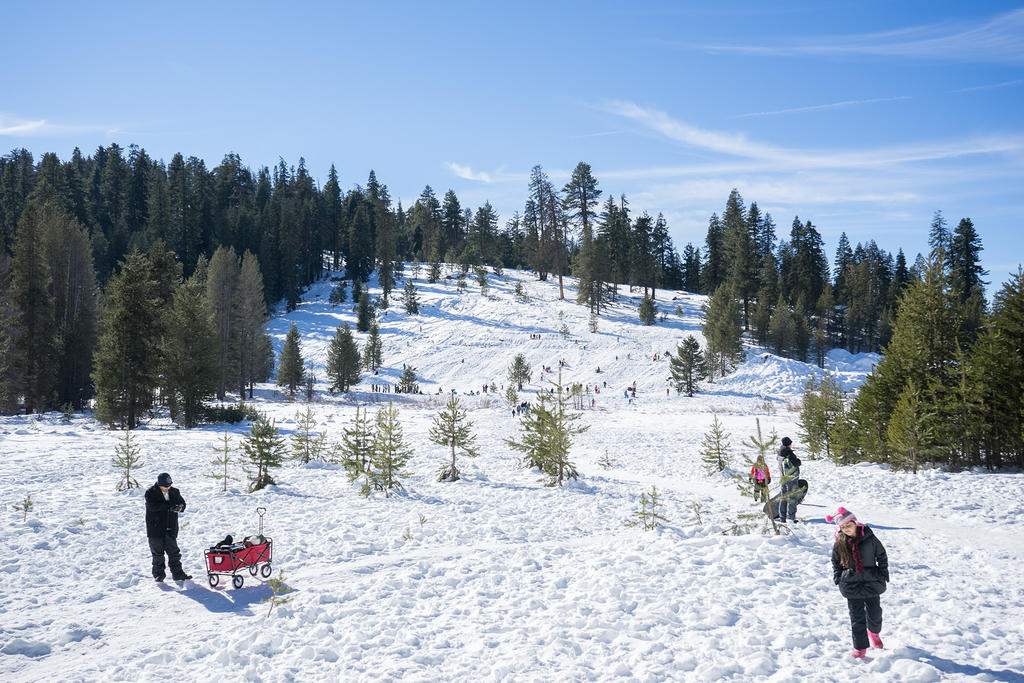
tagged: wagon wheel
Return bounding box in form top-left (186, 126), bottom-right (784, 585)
top-left (208, 574), bottom-right (219, 588)
top-left (232, 575), bottom-right (244, 589)
top-left (260, 563), bottom-right (272, 578)
top-left (249, 564), bottom-right (258, 576)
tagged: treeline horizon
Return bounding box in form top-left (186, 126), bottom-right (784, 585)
top-left (0, 144), bottom-right (1010, 423)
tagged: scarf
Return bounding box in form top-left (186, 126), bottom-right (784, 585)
top-left (846, 529), bottom-right (864, 573)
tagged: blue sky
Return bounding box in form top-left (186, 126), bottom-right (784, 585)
top-left (3, 1), bottom-right (1022, 289)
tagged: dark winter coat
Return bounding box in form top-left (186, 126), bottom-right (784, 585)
top-left (145, 484), bottom-right (187, 538)
top-left (777, 445), bottom-right (801, 480)
top-left (831, 525), bottom-right (889, 599)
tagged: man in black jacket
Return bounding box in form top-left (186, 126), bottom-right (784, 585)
top-left (145, 472), bottom-right (191, 582)
top-left (776, 437), bottom-right (802, 522)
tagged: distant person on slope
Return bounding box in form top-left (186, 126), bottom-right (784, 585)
top-left (827, 507), bottom-right (889, 658)
top-left (145, 472), bottom-right (192, 582)
top-left (776, 437), bottom-right (802, 522)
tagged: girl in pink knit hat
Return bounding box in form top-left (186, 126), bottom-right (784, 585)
top-left (827, 507), bottom-right (890, 658)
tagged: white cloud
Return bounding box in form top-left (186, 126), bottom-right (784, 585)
top-left (0, 117), bottom-right (46, 135)
top-left (949, 79), bottom-right (1024, 93)
top-left (444, 162), bottom-right (493, 183)
top-left (690, 9), bottom-right (1024, 63)
top-left (601, 100), bottom-right (1024, 169)
top-left (735, 96), bottom-right (910, 118)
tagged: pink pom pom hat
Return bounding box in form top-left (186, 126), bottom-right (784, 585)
top-left (826, 506), bottom-right (857, 527)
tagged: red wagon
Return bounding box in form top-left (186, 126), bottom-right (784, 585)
top-left (205, 507), bottom-right (274, 589)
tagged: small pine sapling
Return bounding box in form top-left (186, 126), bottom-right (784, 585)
top-left (370, 400), bottom-right (413, 497)
top-left (700, 415), bottom-right (731, 475)
top-left (559, 323), bottom-right (571, 340)
top-left (732, 418), bottom-right (784, 536)
top-left (505, 369), bottom-right (588, 487)
top-left (207, 429), bottom-right (239, 492)
top-left (513, 280), bottom-right (528, 302)
top-left (625, 487), bottom-right (670, 530)
top-left (61, 402), bottom-right (74, 422)
top-left (13, 494), bottom-right (33, 521)
top-left (505, 385), bottom-right (518, 407)
top-left (429, 394), bottom-right (480, 482)
top-left (242, 412), bottom-right (286, 492)
top-left (291, 407), bottom-right (328, 464)
top-left (337, 406), bottom-right (375, 492)
top-left (112, 429), bottom-right (144, 491)
top-left (263, 569), bottom-right (294, 617)
top-left (597, 449), bottom-right (617, 469)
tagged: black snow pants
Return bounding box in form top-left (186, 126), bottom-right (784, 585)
top-left (148, 534), bottom-right (184, 579)
top-left (847, 595), bottom-right (883, 650)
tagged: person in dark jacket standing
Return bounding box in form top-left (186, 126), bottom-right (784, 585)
top-left (827, 507), bottom-right (889, 658)
top-left (776, 437), bottom-right (802, 522)
top-left (145, 472), bottom-right (192, 582)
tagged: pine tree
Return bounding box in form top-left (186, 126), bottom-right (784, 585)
top-left (276, 323), bottom-right (305, 397)
top-left (733, 418), bottom-right (783, 534)
top-left (398, 365), bottom-right (418, 393)
top-left (507, 353), bottom-right (531, 390)
top-left (10, 202), bottom-right (56, 413)
top-left (161, 276), bottom-right (219, 427)
top-left (638, 295), bottom-right (657, 325)
top-left (505, 369), bottom-right (588, 486)
top-left (242, 412), bottom-right (286, 492)
top-left (93, 249), bottom-right (164, 428)
top-left (701, 285), bottom-right (743, 379)
top-left (700, 415), bottom-right (731, 475)
top-left (402, 279), bottom-right (419, 314)
top-left (291, 406), bottom-right (327, 464)
top-left (505, 385), bottom-right (518, 407)
top-left (325, 323), bottom-right (361, 393)
top-left (768, 294), bottom-right (795, 357)
top-left (356, 292), bottom-right (374, 332)
top-left (112, 428), bottom-right (144, 491)
top-left (362, 322), bottom-right (383, 372)
top-left (430, 394), bottom-right (479, 481)
top-left (850, 253), bottom-right (963, 466)
top-left (338, 406), bottom-right (376, 489)
top-left (39, 203), bottom-right (97, 409)
top-left (206, 245), bottom-right (240, 400)
top-left (949, 217), bottom-right (987, 304)
top-left (563, 162), bottom-right (602, 312)
top-left (208, 429), bottom-right (239, 492)
top-left (669, 336), bottom-right (704, 397)
top-left (370, 400), bottom-right (412, 497)
top-left (886, 380), bottom-right (931, 474)
top-left (236, 251), bottom-right (267, 399)
top-left (798, 374), bottom-right (846, 460)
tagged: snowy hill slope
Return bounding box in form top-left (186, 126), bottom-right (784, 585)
top-left (267, 266), bottom-right (875, 404)
top-left (1, 266), bottom-right (1022, 682)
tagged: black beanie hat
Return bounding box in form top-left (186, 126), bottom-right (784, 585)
top-left (157, 472), bottom-right (173, 486)
top-left (781, 437), bottom-right (792, 446)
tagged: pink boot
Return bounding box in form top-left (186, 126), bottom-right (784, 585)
top-left (851, 648), bottom-right (867, 659)
top-left (868, 631), bottom-right (884, 649)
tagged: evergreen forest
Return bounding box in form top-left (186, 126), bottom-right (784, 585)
top-left (0, 144), bottom-right (1020, 470)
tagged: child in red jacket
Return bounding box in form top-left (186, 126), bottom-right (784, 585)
top-left (748, 455), bottom-right (771, 503)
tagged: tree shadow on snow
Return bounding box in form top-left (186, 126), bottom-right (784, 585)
top-left (901, 647), bottom-right (1024, 682)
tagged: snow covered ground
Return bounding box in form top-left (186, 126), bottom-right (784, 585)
top-left (2, 267), bottom-right (1022, 682)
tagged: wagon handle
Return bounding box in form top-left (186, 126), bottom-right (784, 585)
top-left (256, 507), bottom-right (266, 536)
